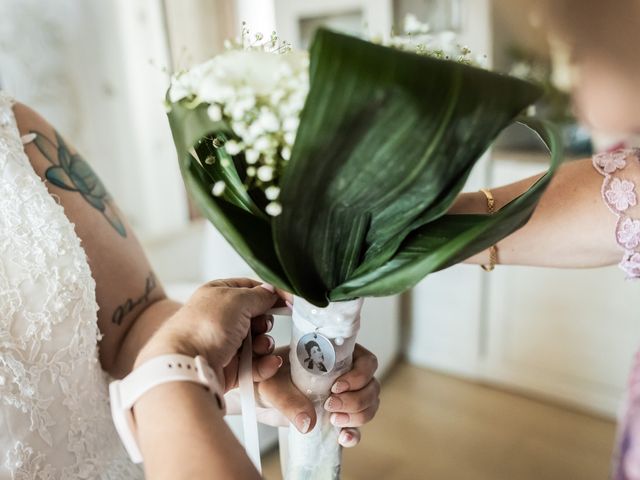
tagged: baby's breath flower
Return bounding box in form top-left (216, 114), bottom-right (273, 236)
top-left (247, 166), bottom-right (257, 177)
top-left (245, 149), bottom-right (260, 164)
top-left (257, 165), bottom-right (274, 182)
top-left (253, 136), bottom-right (271, 152)
top-left (207, 104), bottom-right (222, 122)
top-left (265, 185), bottom-right (280, 200)
top-left (224, 140), bottom-right (242, 156)
top-left (258, 108), bottom-right (280, 132)
top-left (281, 146), bottom-right (291, 161)
top-left (266, 201), bottom-right (282, 216)
top-left (283, 117), bottom-right (299, 132)
top-left (284, 131), bottom-right (296, 147)
top-left (212, 181), bottom-right (226, 196)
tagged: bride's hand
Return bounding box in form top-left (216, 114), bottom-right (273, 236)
top-left (228, 344), bottom-right (380, 448)
top-left (134, 278), bottom-right (284, 390)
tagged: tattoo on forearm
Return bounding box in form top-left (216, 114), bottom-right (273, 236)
top-left (112, 272), bottom-right (158, 326)
top-left (31, 129), bottom-right (127, 237)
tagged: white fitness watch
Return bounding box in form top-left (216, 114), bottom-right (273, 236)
top-left (109, 354), bottom-right (226, 464)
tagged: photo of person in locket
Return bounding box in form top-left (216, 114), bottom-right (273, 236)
top-left (303, 340), bottom-right (327, 373)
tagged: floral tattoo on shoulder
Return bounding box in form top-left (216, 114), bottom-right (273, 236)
top-left (31, 130), bottom-right (127, 238)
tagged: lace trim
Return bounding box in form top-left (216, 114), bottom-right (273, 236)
top-left (593, 148), bottom-right (640, 279)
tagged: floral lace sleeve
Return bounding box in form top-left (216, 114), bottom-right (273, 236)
top-left (593, 148), bottom-right (640, 278)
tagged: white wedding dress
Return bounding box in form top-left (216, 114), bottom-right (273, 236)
top-left (0, 92), bottom-right (142, 479)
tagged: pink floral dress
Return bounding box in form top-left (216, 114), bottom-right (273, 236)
top-left (593, 148), bottom-right (640, 479)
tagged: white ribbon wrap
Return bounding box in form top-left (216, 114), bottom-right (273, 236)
top-left (237, 298), bottom-right (363, 480)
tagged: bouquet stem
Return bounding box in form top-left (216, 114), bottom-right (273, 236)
top-left (283, 297), bottom-right (363, 480)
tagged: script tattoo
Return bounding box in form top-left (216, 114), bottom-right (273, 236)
top-left (112, 272), bottom-right (158, 326)
top-left (31, 129), bottom-right (127, 237)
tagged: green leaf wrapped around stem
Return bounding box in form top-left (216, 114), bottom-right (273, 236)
top-left (330, 117), bottom-right (563, 299)
top-left (274, 29), bottom-right (546, 305)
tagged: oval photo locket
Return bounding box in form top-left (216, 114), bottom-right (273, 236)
top-left (296, 332), bottom-right (336, 375)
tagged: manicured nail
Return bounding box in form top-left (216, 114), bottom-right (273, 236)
top-left (295, 413), bottom-right (311, 433)
top-left (286, 300), bottom-right (293, 309)
top-left (276, 356), bottom-right (284, 368)
top-left (339, 430), bottom-right (353, 445)
top-left (260, 283), bottom-right (275, 293)
top-left (324, 396), bottom-right (342, 412)
top-left (332, 381), bottom-right (348, 394)
top-left (330, 413), bottom-right (347, 426)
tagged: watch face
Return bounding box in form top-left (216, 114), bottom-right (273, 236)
top-left (296, 332), bottom-right (336, 375)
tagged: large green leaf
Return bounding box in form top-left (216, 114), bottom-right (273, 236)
top-left (330, 117), bottom-right (562, 299)
top-left (274, 29), bottom-right (544, 305)
top-left (167, 100), bottom-right (293, 291)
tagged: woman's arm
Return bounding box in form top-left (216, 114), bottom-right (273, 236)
top-left (134, 381), bottom-right (260, 480)
top-left (130, 280), bottom-right (279, 480)
top-left (450, 157), bottom-right (624, 268)
top-left (13, 101), bottom-right (176, 378)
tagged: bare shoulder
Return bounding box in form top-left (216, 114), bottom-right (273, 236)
top-left (13, 101), bottom-right (63, 174)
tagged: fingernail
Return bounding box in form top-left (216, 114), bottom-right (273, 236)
top-left (267, 336), bottom-right (275, 352)
top-left (285, 300), bottom-right (293, 309)
top-left (324, 396), bottom-right (342, 412)
top-left (276, 356), bottom-right (283, 368)
top-left (332, 381), bottom-right (348, 394)
top-left (339, 430), bottom-right (353, 445)
top-left (266, 318), bottom-right (273, 332)
top-left (330, 413), bottom-right (347, 426)
top-left (260, 283), bottom-right (275, 293)
top-left (295, 413), bottom-right (311, 433)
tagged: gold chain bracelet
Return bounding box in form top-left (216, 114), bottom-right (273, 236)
top-left (479, 189), bottom-right (498, 272)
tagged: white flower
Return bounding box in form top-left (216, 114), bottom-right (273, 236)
top-left (224, 140), bottom-right (242, 156)
top-left (281, 146), bottom-right (291, 161)
top-left (253, 136), bottom-right (272, 152)
top-left (257, 165), bottom-right (274, 182)
top-left (257, 108), bottom-right (280, 132)
top-left (283, 116), bottom-right (299, 132)
top-left (266, 201), bottom-right (282, 216)
top-left (247, 166), bottom-right (256, 177)
top-left (245, 149), bottom-right (260, 164)
top-left (265, 185), bottom-right (280, 200)
top-left (284, 131), bottom-right (296, 146)
top-left (211, 181), bottom-right (226, 196)
top-left (270, 89), bottom-right (286, 104)
top-left (207, 104), bottom-right (222, 122)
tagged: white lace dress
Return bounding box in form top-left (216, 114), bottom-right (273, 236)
top-left (0, 92), bottom-right (142, 479)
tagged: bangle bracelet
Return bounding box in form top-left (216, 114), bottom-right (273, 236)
top-left (479, 189), bottom-right (498, 271)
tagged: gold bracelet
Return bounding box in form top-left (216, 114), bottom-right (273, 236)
top-left (479, 189), bottom-right (498, 272)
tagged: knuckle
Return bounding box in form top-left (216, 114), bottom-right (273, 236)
top-left (369, 355), bottom-right (379, 372)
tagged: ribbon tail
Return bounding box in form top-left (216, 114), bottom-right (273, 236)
top-left (239, 334), bottom-right (262, 473)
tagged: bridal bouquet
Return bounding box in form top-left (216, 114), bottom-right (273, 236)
top-left (167, 27), bottom-right (561, 479)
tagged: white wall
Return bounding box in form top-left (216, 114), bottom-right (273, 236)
top-left (0, 0), bottom-right (188, 237)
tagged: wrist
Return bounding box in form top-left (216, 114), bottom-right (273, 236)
top-left (135, 335), bottom-right (202, 370)
top-left (449, 192), bottom-right (487, 215)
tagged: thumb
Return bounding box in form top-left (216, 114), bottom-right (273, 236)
top-left (261, 376), bottom-right (317, 434)
top-left (239, 284), bottom-right (279, 317)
